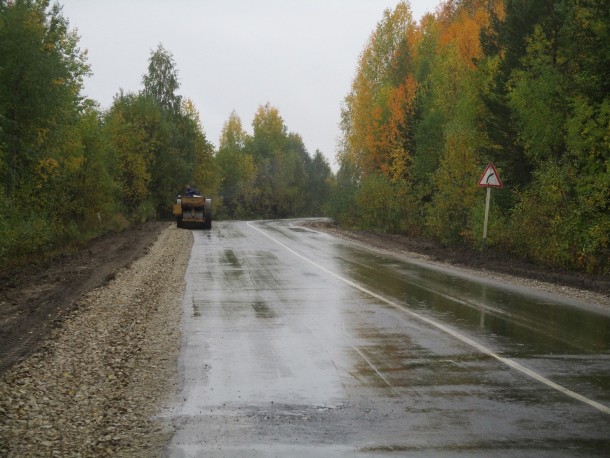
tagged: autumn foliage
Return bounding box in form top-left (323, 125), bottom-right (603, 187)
top-left (334, 0), bottom-right (609, 274)
top-left (0, 4), bottom-right (214, 265)
top-left (0, 1), bottom-right (331, 266)
top-left (1, 0), bottom-right (607, 275)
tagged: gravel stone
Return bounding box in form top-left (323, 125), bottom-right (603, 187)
top-left (0, 225), bottom-right (192, 457)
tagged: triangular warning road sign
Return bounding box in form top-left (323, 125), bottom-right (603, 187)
top-left (478, 162), bottom-right (503, 188)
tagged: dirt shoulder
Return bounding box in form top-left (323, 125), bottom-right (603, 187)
top-left (0, 221), bottom-right (167, 376)
top-left (305, 221), bottom-right (610, 308)
top-left (0, 223), bottom-right (191, 456)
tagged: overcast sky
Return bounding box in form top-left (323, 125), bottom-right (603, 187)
top-left (59, 1), bottom-right (439, 169)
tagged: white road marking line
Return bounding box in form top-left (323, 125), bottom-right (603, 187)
top-left (349, 343), bottom-right (398, 394)
top-left (247, 221), bottom-right (610, 415)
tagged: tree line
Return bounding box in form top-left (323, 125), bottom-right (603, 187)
top-left (1, 0), bottom-right (607, 275)
top-left (0, 0), bottom-right (217, 264)
top-left (215, 107), bottom-right (332, 220)
top-left (333, 0), bottom-right (609, 275)
top-left (0, 0), bottom-right (332, 267)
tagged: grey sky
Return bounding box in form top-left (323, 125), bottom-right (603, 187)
top-left (59, 1), bottom-right (438, 169)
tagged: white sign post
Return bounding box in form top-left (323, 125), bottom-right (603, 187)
top-left (478, 162), bottom-right (503, 256)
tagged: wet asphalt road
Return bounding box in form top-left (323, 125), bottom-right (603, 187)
top-left (162, 220), bottom-right (610, 457)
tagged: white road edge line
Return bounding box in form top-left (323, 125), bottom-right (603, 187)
top-left (247, 221), bottom-right (610, 415)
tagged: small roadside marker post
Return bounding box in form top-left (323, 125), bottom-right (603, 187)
top-left (478, 162), bottom-right (503, 257)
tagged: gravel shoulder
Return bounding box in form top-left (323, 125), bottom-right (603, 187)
top-left (0, 224), bottom-right (191, 457)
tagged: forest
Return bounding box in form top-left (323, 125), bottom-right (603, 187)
top-left (1, 0), bottom-right (608, 275)
top-left (0, 0), bottom-right (333, 267)
top-left (334, 0), bottom-right (609, 275)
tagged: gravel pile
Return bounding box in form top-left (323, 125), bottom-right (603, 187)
top-left (0, 225), bottom-right (192, 457)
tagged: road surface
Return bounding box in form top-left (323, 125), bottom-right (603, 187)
top-left (162, 220), bottom-right (610, 457)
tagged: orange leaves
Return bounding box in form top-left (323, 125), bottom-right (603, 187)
top-left (341, 2), bottom-right (419, 177)
top-left (388, 75), bottom-right (417, 135)
top-left (341, 1), bottom-right (416, 169)
top-left (340, 0), bottom-right (503, 182)
top-left (437, 4), bottom-right (498, 69)
top-left (374, 75), bottom-right (418, 181)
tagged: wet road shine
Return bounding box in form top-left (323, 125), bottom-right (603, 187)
top-left (163, 220), bottom-right (610, 457)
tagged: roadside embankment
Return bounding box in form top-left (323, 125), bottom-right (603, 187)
top-left (0, 224), bottom-right (191, 457)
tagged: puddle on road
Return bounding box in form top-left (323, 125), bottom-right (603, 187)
top-left (192, 298), bottom-right (202, 318)
top-left (222, 249), bottom-right (241, 267)
top-left (252, 300), bottom-right (277, 319)
top-left (334, 244), bottom-right (610, 358)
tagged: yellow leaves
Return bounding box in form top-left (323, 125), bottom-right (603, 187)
top-left (32, 152), bottom-right (86, 191)
top-left (252, 103), bottom-right (286, 139)
top-left (34, 158), bottom-right (60, 188)
top-left (62, 154), bottom-right (85, 174)
top-left (387, 146), bottom-right (412, 183)
top-left (181, 98), bottom-right (202, 128)
top-left (219, 111), bottom-right (247, 152)
top-left (340, 0), bottom-right (497, 239)
top-left (343, 1), bottom-right (418, 171)
top-left (35, 128), bottom-right (50, 146)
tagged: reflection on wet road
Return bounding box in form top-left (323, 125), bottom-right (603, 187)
top-left (163, 220), bottom-right (610, 457)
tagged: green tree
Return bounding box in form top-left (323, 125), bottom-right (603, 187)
top-left (248, 103), bottom-right (289, 217)
top-left (139, 46), bottom-right (215, 217)
top-left (104, 92), bottom-right (158, 218)
top-left (308, 150), bottom-right (333, 215)
top-left (73, 101), bottom-right (120, 229)
top-left (182, 99), bottom-right (218, 202)
top-left (424, 41), bottom-right (486, 244)
top-left (507, 24), bottom-right (565, 165)
top-left (329, 158), bottom-right (360, 227)
top-left (0, 0), bottom-right (90, 194)
top-left (479, 0), bottom-right (559, 192)
top-left (0, 0), bottom-right (93, 263)
top-left (504, 0), bottom-right (610, 273)
top-left (142, 43), bottom-right (182, 114)
top-left (217, 104), bottom-right (326, 219)
top-left (216, 111), bottom-right (256, 218)
top-left (357, 172), bottom-right (405, 233)
top-left (281, 133), bottom-right (311, 216)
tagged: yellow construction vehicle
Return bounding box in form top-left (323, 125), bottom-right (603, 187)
top-left (173, 188), bottom-right (212, 229)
